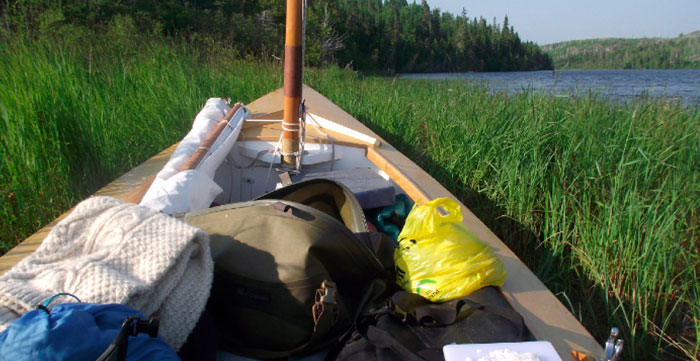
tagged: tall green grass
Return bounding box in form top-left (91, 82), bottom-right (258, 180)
top-left (1, 32), bottom-right (698, 359)
top-left (0, 30), bottom-right (281, 251)
top-left (305, 69), bottom-right (699, 359)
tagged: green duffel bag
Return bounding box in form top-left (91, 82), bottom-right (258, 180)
top-left (183, 182), bottom-right (395, 359)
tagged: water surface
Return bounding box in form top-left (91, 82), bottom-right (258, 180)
top-left (399, 70), bottom-right (700, 106)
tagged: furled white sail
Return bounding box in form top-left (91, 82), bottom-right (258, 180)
top-left (140, 98), bottom-right (248, 214)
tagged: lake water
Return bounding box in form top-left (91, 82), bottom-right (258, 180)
top-left (398, 70), bottom-right (700, 106)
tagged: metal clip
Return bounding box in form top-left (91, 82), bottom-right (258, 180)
top-left (604, 327), bottom-right (618, 359)
top-left (612, 339), bottom-right (623, 361)
top-left (597, 327), bottom-right (623, 361)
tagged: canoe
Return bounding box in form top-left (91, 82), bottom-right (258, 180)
top-left (0, 84), bottom-right (605, 359)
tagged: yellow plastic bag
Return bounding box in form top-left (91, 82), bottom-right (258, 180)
top-left (394, 198), bottom-right (506, 302)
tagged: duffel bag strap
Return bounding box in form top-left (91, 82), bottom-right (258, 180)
top-left (391, 291), bottom-right (524, 330)
top-left (365, 325), bottom-right (430, 361)
top-left (415, 297), bottom-right (524, 330)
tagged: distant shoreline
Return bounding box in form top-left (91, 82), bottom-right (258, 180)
top-left (542, 31), bottom-right (700, 70)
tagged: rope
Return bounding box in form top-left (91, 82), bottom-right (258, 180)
top-left (42, 293), bottom-right (81, 307)
top-left (226, 149), bottom-right (274, 169)
top-left (306, 112), bottom-right (336, 171)
top-left (281, 122), bottom-right (301, 132)
top-left (265, 131), bottom-right (285, 185)
top-left (297, 100), bottom-right (307, 171)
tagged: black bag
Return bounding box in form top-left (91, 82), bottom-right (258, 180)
top-left (333, 286), bottom-right (533, 361)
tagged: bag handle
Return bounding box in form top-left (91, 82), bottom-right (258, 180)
top-left (425, 198), bottom-right (462, 223)
top-left (399, 198), bottom-right (463, 240)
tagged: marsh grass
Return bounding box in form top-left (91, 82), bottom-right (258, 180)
top-left (0, 31), bottom-right (281, 251)
top-left (1, 32), bottom-right (698, 359)
top-left (305, 69), bottom-right (700, 359)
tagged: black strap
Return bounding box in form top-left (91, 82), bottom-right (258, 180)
top-left (391, 291), bottom-right (523, 330)
top-left (366, 326), bottom-right (427, 361)
top-left (96, 316), bottom-right (160, 361)
top-left (414, 298), bottom-right (478, 326)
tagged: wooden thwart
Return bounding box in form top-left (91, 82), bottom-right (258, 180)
top-left (240, 120), bottom-right (369, 148)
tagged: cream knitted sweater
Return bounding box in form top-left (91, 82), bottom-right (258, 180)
top-left (0, 196), bottom-right (213, 350)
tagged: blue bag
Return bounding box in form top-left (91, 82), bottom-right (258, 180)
top-left (0, 294), bottom-right (180, 361)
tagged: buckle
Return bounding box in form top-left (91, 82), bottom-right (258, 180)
top-left (313, 280), bottom-right (339, 324)
top-left (315, 280), bottom-right (337, 305)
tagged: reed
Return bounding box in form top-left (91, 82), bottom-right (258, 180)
top-left (305, 69), bottom-right (700, 360)
top-left (0, 32), bottom-right (281, 250)
top-left (1, 33), bottom-right (698, 359)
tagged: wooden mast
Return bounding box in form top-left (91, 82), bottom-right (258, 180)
top-left (282, 0), bottom-right (303, 166)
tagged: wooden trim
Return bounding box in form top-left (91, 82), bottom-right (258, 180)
top-left (366, 146), bottom-right (429, 205)
top-left (120, 174), bottom-right (157, 204)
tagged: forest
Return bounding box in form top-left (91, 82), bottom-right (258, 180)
top-left (542, 31), bottom-right (700, 69)
top-left (1, 0), bottom-right (553, 72)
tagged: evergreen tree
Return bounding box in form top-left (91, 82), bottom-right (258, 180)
top-left (2, 0), bottom-right (554, 72)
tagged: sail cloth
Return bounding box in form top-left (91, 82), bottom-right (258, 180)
top-left (140, 98), bottom-right (249, 214)
top-left (0, 196), bottom-right (213, 351)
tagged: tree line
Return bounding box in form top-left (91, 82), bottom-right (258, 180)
top-left (1, 0), bottom-right (553, 72)
top-left (542, 32), bottom-right (700, 69)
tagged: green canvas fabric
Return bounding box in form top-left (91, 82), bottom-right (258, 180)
top-left (184, 198), bottom-right (390, 359)
top-left (255, 178), bottom-right (369, 233)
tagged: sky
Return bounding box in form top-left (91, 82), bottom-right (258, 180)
top-left (425, 0), bottom-right (700, 45)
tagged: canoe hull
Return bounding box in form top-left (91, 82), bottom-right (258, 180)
top-left (0, 86), bottom-right (604, 359)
